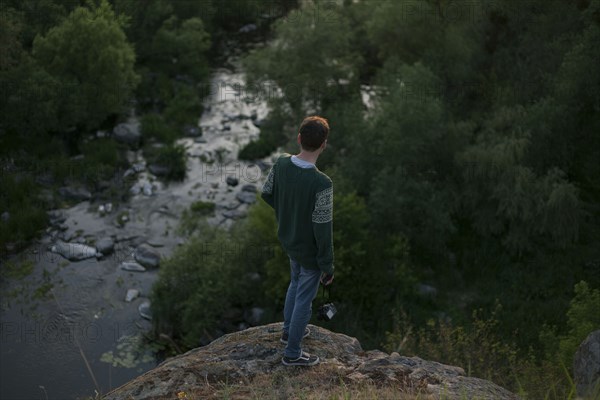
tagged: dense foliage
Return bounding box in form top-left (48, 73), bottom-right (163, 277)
top-left (0, 0), bottom-right (293, 249)
top-left (238, 0), bottom-right (600, 396)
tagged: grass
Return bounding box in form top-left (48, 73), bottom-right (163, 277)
top-left (190, 200), bottom-right (216, 215)
top-left (84, 364), bottom-right (439, 400)
top-left (0, 257), bottom-right (35, 280)
top-left (177, 201), bottom-right (216, 236)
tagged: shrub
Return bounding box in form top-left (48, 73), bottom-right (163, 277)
top-left (140, 113), bottom-right (179, 144)
top-left (162, 84), bottom-right (203, 131)
top-left (143, 143), bottom-right (188, 181)
top-left (78, 137), bottom-right (129, 185)
top-left (177, 201), bottom-right (216, 236)
top-left (0, 174), bottom-right (48, 250)
top-left (150, 222), bottom-right (260, 350)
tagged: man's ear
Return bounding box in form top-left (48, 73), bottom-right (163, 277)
top-left (297, 133), bottom-right (301, 145)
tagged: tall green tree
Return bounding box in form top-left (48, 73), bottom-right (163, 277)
top-left (32, 0), bottom-right (139, 131)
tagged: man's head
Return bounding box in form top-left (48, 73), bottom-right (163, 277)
top-left (298, 116), bottom-right (329, 152)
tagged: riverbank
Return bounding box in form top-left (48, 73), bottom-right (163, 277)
top-left (0, 39), bottom-right (274, 398)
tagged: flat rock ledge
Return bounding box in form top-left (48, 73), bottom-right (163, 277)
top-left (103, 323), bottom-right (518, 400)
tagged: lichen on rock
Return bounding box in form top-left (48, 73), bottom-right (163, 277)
top-left (103, 323), bottom-right (519, 400)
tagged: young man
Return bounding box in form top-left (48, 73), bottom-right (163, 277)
top-left (260, 115), bottom-right (334, 367)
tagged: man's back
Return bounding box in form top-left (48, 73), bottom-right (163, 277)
top-left (261, 153), bottom-right (334, 276)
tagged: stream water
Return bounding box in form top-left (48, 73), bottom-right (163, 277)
top-left (0, 53), bottom-right (273, 400)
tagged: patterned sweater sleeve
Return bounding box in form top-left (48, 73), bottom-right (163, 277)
top-left (312, 182), bottom-right (334, 275)
top-left (260, 163), bottom-right (276, 209)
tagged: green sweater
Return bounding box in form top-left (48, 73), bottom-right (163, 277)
top-left (260, 153), bottom-right (334, 275)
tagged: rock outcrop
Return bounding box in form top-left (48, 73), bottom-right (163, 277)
top-left (103, 323), bottom-right (518, 400)
top-left (574, 330), bottom-right (600, 399)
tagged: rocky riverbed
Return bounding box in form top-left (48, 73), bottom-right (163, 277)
top-left (0, 54), bottom-right (276, 400)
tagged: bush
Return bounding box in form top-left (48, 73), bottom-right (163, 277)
top-left (385, 302), bottom-right (520, 387)
top-left (78, 137), bottom-right (129, 185)
top-left (540, 281), bottom-right (600, 368)
top-left (162, 84), bottom-right (203, 131)
top-left (177, 201), bottom-right (216, 236)
top-left (143, 142), bottom-right (188, 181)
top-left (238, 137), bottom-right (277, 161)
top-left (238, 109), bottom-right (287, 161)
top-left (0, 174), bottom-right (48, 250)
top-left (150, 221), bottom-right (263, 350)
top-left (384, 302), bottom-right (581, 399)
top-left (140, 113), bottom-right (179, 144)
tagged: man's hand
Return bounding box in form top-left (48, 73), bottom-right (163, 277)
top-left (320, 272), bottom-right (334, 286)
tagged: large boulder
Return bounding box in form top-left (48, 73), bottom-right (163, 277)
top-left (134, 243), bottom-right (161, 268)
top-left (113, 121), bottom-right (141, 147)
top-left (574, 330), bottom-right (600, 399)
top-left (103, 323), bottom-right (518, 400)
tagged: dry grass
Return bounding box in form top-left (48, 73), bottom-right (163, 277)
top-left (174, 363), bottom-right (436, 400)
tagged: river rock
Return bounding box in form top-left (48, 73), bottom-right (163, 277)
top-left (96, 237), bottom-right (114, 255)
top-left (236, 191), bottom-right (256, 204)
top-left (134, 244), bottom-right (161, 268)
top-left (50, 241), bottom-right (100, 261)
top-left (148, 164), bottom-right (171, 177)
top-left (183, 125), bottom-right (202, 137)
top-left (58, 186), bottom-right (92, 202)
top-left (138, 301), bottom-right (152, 320)
top-left (574, 330), bottom-right (600, 398)
top-left (98, 203), bottom-right (113, 215)
top-left (222, 209), bottom-right (247, 220)
top-left (48, 210), bottom-right (66, 226)
top-left (113, 122), bottom-right (141, 147)
top-left (102, 323), bottom-right (518, 400)
top-left (132, 162), bottom-right (146, 173)
top-left (225, 176), bottom-right (239, 187)
top-left (122, 168), bottom-right (136, 178)
top-left (142, 182), bottom-right (154, 196)
top-left (239, 23), bottom-right (257, 33)
top-left (255, 160), bottom-right (270, 171)
top-left (241, 184), bottom-right (257, 193)
top-left (125, 289), bottom-right (140, 302)
top-left (252, 117), bottom-right (266, 128)
top-left (119, 261), bottom-right (146, 272)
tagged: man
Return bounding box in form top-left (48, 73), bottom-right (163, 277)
top-left (260, 115), bottom-right (334, 367)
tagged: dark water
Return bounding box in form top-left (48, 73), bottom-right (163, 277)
top-left (1, 242), bottom-right (158, 399)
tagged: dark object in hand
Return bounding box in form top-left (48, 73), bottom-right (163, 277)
top-left (317, 302), bottom-right (337, 321)
top-left (320, 273), bottom-right (334, 285)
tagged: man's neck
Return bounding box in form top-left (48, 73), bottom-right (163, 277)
top-left (295, 150), bottom-right (319, 165)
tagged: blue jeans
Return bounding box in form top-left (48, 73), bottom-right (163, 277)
top-left (283, 257), bottom-right (322, 358)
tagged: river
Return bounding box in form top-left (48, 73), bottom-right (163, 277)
top-left (0, 49), bottom-right (273, 400)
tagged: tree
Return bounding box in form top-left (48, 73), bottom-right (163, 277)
top-left (244, 1), bottom-right (362, 121)
top-left (32, 0), bottom-right (139, 131)
top-left (149, 16), bottom-right (211, 81)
